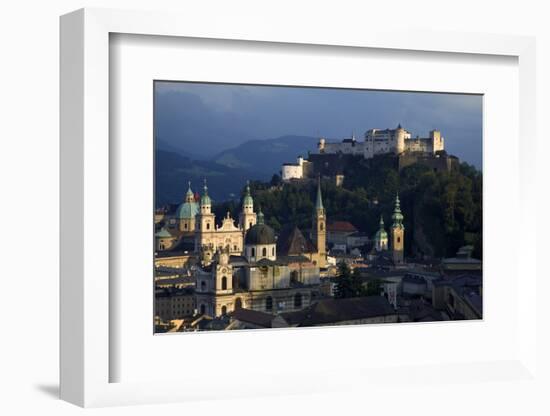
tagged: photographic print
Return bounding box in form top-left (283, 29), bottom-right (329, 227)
top-left (153, 82), bottom-right (482, 333)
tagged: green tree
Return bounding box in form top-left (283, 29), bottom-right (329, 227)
top-left (365, 278), bottom-right (382, 296)
top-left (270, 174), bottom-right (282, 187)
top-left (334, 262), bottom-right (365, 299)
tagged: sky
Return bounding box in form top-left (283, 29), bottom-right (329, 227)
top-left (154, 81), bottom-right (483, 169)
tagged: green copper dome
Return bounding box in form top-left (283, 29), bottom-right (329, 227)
top-left (175, 200), bottom-right (199, 219)
top-left (176, 181), bottom-right (199, 219)
top-left (155, 228), bottom-right (172, 238)
top-left (185, 182), bottom-right (194, 199)
top-left (374, 216), bottom-right (388, 240)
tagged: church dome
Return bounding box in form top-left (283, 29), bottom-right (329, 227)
top-left (201, 193), bottom-right (211, 206)
top-left (175, 200), bottom-right (199, 219)
top-left (374, 228), bottom-right (388, 240)
top-left (374, 215), bottom-right (388, 241)
top-left (155, 228), bottom-right (172, 238)
top-left (245, 223), bottom-right (276, 245)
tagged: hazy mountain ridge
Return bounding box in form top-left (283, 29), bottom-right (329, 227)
top-left (155, 150), bottom-right (270, 207)
top-left (211, 135), bottom-right (318, 174)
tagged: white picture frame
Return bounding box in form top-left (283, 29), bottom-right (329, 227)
top-left (60, 8), bottom-right (538, 408)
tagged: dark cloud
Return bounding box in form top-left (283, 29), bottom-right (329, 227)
top-left (155, 82), bottom-right (482, 168)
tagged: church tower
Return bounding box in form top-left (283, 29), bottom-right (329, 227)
top-left (214, 247), bottom-right (233, 294)
top-left (391, 193), bottom-right (405, 264)
top-left (239, 181), bottom-right (257, 236)
top-left (195, 179), bottom-right (216, 259)
top-left (311, 177), bottom-right (327, 268)
top-left (374, 215), bottom-right (388, 251)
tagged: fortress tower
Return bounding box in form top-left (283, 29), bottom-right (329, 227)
top-left (390, 193), bottom-right (405, 265)
top-left (318, 138), bottom-right (326, 153)
top-left (429, 130), bottom-right (444, 153)
top-left (394, 124), bottom-right (406, 155)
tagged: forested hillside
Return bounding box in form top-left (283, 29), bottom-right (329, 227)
top-left (214, 154), bottom-right (482, 260)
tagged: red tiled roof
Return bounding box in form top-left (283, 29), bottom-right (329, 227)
top-left (327, 221), bottom-right (357, 233)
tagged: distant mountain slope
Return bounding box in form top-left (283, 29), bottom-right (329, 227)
top-left (155, 150), bottom-right (269, 207)
top-left (156, 138), bottom-right (203, 160)
top-left (212, 135), bottom-right (318, 175)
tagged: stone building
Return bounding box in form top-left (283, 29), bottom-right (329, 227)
top-left (318, 124), bottom-right (444, 158)
top-left (281, 296), bottom-right (398, 327)
top-left (326, 221), bottom-right (358, 247)
top-left (281, 124), bottom-right (449, 182)
top-left (194, 180), bottom-right (244, 260)
top-left (194, 214), bottom-right (321, 318)
top-left (281, 156), bottom-right (313, 181)
top-left (155, 286), bottom-right (196, 321)
top-left (432, 274), bottom-right (482, 320)
top-left (193, 182), bottom-right (327, 318)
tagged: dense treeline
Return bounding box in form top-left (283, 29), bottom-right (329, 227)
top-left (214, 154), bottom-right (482, 260)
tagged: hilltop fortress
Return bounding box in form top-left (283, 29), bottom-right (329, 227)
top-left (321, 124), bottom-right (444, 157)
top-left (282, 124), bottom-right (456, 182)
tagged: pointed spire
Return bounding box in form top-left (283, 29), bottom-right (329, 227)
top-left (185, 180), bottom-right (194, 201)
top-left (257, 206), bottom-right (265, 225)
top-left (392, 192), bottom-right (404, 227)
top-left (200, 178), bottom-right (211, 206)
top-left (395, 193), bottom-right (401, 210)
top-left (315, 175), bottom-right (324, 211)
top-left (379, 215), bottom-right (385, 228)
top-left (242, 179), bottom-right (254, 210)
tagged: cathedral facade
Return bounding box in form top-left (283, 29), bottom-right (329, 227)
top-left (193, 181), bottom-right (249, 262)
top-left (193, 180), bottom-right (327, 318)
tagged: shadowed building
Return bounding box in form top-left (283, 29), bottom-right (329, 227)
top-left (281, 296), bottom-right (398, 327)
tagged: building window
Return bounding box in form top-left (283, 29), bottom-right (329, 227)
top-left (201, 281), bottom-right (206, 291)
top-left (262, 247), bottom-right (267, 257)
top-left (294, 293), bottom-right (303, 308)
top-left (265, 296), bottom-right (273, 311)
top-left (272, 247), bottom-right (275, 256)
top-left (320, 222), bottom-right (324, 231)
top-left (200, 304), bottom-right (206, 314)
top-left (249, 222), bottom-right (252, 228)
top-left (234, 245), bottom-right (237, 251)
top-left (251, 247), bottom-right (255, 257)
top-left (397, 237), bottom-right (401, 243)
top-left (221, 305), bottom-right (227, 315)
top-left (221, 276), bottom-right (227, 290)
top-left (206, 222), bottom-right (210, 230)
top-left (235, 298), bottom-right (242, 310)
